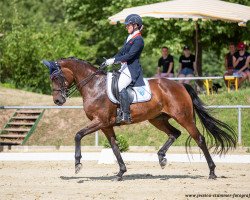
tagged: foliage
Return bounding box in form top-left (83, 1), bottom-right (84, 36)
top-left (1, 23), bottom-right (88, 93)
top-left (103, 134), bottom-right (129, 152)
top-left (0, 0), bottom-right (90, 93)
top-left (0, 0), bottom-right (250, 93)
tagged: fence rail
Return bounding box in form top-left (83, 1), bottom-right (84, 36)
top-left (148, 76), bottom-right (224, 80)
top-left (1, 105), bottom-right (249, 145)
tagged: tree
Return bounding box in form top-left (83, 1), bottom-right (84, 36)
top-left (64, 0), bottom-right (250, 75)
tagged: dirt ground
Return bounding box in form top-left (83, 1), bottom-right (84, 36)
top-left (0, 161), bottom-right (249, 200)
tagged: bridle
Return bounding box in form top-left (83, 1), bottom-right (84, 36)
top-left (50, 69), bottom-right (68, 99)
top-left (50, 62), bottom-right (104, 98)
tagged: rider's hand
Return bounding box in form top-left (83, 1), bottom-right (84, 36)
top-left (105, 58), bottom-right (115, 66)
top-left (100, 61), bottom-right (107, 69)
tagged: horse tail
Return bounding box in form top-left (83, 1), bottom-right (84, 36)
top-left (183, 83), bottom-right (237, 155)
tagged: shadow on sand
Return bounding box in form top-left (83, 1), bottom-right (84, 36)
top-left (60, 173), bottom-right (205, 182)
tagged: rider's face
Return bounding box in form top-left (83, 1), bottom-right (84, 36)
top-left (126, 24), bottom-right (134, 34)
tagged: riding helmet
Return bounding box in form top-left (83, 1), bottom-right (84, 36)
top-left (124, 14), bottom-right (143, 28)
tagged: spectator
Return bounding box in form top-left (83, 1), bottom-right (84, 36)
top-left (225, 43), bottom-right (236, 73)
top-left (178, 46), bottom-right (197, 84)
top-left (155, 47), bottom-right (174, 78)
top-left (233, 42), bottom-right (250, 85)
top-left (223, 43), bottom-right (236, 86)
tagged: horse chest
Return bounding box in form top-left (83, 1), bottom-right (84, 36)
top-left (83, 99), bottom-right (107, 119)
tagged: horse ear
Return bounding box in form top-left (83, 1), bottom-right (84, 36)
top-left (42, 60), bottom-right (51, 70)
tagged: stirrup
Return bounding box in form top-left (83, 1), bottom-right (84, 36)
top-left (116, 108), bottom-right (123, 123)
top-left (115, 108), bottom-right (132, 124)
top-left (121, 112), bottom-right (132, 124)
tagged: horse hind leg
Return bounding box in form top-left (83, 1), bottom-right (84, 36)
top-left (149, 114), bottom-right (181, 169)
top-left (182, 122), bottom-right (217, 179)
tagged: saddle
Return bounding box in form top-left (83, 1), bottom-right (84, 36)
top-left (106, 72), bottom-right (152, 104)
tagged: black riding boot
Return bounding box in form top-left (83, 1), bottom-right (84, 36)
top-left (119, 88), bottom-right (131, 124)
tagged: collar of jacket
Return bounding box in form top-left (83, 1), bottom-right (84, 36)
top-left (126, 30), bottom-right (141, 43)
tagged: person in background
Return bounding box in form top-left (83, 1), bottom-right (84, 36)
top-left (178, 45), bottom-right (197, 84)
top-left (233, 42), bottom-right (250, 85)
top-left (223, 43), bottom-right (236, 86)
top-left (155, 47), bottom-right (174, 78)
top-left (225, 43), bottom-right (236, 73)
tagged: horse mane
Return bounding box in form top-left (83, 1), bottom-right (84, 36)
top-left (59, 56), bottom-right (92, 65)
top-left (59, 56), bottom-right (105, 74)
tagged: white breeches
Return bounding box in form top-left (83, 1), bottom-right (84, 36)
top-left (118, 63), bottom-right (132, 92)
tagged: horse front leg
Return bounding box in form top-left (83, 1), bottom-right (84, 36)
top-left (102, 127), bottom-right (127, 181)
top-left (75, 120), bottom-right (102, 174)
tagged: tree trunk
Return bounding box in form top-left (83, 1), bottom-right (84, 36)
top-left (194, 22), bottom-right (203, 91)
top-left (197, 42), bottom-right (202, 76)
top-left (195, 22), bottom-right (202, 76)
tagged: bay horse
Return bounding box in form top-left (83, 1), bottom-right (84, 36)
top-left (44, 57), bottom-right (236, 181)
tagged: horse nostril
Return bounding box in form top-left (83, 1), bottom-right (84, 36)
top-left (54, 99), bottom-right (60, 104)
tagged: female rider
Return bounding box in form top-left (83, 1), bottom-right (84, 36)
top-left (104, 14), bottom-right (144, 123)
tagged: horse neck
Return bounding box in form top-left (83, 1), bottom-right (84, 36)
top-left (76, 68), bottom-right (106, 103)
top-left (73, 62), bottom-right (97, 85)
top-left (60, 59), bottom-right (105, 100)
top-left (60, 59), bottom-right (94, 80)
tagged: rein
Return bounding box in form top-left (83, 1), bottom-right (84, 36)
top-left (67, 69), bottom-right (103, 97)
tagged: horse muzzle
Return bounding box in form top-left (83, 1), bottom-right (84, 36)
top-left (54, 96), bottom-right (66, 106)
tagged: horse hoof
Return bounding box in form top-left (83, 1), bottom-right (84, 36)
top-left (209, 174), bottom-right (217, 179)
top-left (75, 163), bottom-right (82, 174)
top-left (112, 176), bottom-right (123, 181)
top-left (160, 158), bottom-right (167, 169)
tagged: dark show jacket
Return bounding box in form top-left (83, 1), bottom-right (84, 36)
top-left (114, 34), bottom-right (145, 87)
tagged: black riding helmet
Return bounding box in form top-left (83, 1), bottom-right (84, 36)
top-left (124, 14), bottom-right (143, 29)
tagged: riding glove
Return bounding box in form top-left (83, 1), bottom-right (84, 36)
top-left (105, 58), bottom-right (115, 66)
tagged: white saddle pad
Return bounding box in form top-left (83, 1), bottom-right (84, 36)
top-left (106, 72), bottom-right (152, 104)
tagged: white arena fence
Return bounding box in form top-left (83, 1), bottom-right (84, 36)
top-left (1, 105), bottom-right (249, 146)
top-left (148, 76), bottom-right (224, 80)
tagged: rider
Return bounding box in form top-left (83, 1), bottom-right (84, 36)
top-left (104, 14), bottom-right (144, 123)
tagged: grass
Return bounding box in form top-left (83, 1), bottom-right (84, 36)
top-left (0, 85), bottom-right (250, 147)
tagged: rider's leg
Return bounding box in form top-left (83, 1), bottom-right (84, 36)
top-left (119, 88), bottom-right (131, 123)
top-left (118, 66), bottom-right (132, 92)
top-left (118, 66), bottom-right (132, 123)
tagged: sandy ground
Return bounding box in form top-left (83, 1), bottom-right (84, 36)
top-left (0, 161), bottom-right (249, 200)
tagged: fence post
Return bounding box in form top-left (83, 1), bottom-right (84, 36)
top-left (95, 131), bottom-right (99, 146)
top-left (238, 107), bottom-right (242, 145)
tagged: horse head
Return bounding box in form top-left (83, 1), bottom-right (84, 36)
top-left (43, 57), bottom-right (100, 106)
top-left (43, 59), bottom-right (74, 106)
